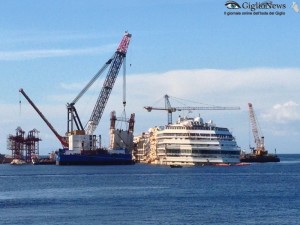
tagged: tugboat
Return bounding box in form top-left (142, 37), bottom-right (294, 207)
top-left (240, 103), bottom-right (280, 163)
top-left (31, 153), bottom-right (56, 165)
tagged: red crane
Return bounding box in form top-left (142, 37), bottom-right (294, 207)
top-left (20, 32), bottom-right (132, 148)
top-left (19, 88), bottom-right (68, 148)
top-left (67, 32), bottom-right (132, 135)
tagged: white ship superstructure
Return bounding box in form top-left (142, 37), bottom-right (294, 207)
top-left (134, 116), bottom-right (241, 166)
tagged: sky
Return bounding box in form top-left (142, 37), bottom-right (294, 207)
top-left (0, 0), bottom-right (300, 154)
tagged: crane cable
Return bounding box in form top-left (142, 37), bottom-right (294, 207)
top-left (121, 56), bottom-right (127, 130)
top-left (19, 92), bottom-right (22, 118)
top-left (123, 56), bottom-right (126, 109)
top-left (18, 91), bottom-right (23, 129)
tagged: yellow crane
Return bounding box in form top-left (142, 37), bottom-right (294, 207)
top-left (240, 103), bottom-right (280, 162)
top-left (248, 103), bottom-right (266, 156)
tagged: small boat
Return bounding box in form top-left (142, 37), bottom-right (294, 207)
top-left (215, 163), bottom-right (231, 166)
top-left (170, 164), bottom-right (183, 168)
top-left (10, 159), bottom-right (26, 165)
top-left (235, 162), bottom-right (251, 166)
top-left (32, 158), bottom-right (56, 165)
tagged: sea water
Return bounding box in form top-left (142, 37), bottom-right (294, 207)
top-left (0, 154), bottom-right (299, 225)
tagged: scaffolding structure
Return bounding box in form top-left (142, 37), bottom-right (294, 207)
top-left (7, 127), bottom-right (41, 163)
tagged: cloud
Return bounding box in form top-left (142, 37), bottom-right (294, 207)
top-left (46, 67), bottom-right (300, 124)
top-left (123, 68), bottom-right (300, 153)
top-left (126, 68), bottom-right (300, 108)
top-left (262, 101), bottom-right (300, 124)
top-left (0, 45), bottom-right (115, 61)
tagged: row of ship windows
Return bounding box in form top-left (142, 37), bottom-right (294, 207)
top-left (165, 126), bottom-right (229, 131)
top-left (162, 149), bottom-right (240, 155)
top-left (158, 144), bottom-right (217, 148)
top-left (157, 137), bottom-right (234, 142)
top-left (157, 144), bottom-right (236, 148)
top-left (158, 133), bottom-right (232, 137)
top-left (157, 133), bottom-right (233, 139)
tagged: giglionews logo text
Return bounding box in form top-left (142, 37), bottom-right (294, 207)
top-left (224, 1), bottom-right (288, 16)
top-left (225, 1), bottom-right (286, 11)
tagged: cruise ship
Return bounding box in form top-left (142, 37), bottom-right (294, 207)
top-left (134, 115), bottom-right (241, 166)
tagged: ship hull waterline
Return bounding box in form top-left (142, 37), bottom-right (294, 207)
top-left (56, 151), bottom-right (135, 166)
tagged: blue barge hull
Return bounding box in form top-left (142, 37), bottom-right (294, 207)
top-left (56, 149), bottom-right (135, 165)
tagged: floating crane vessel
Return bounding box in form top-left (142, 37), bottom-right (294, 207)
top-left (20, 32), bottom-right (135, 165)
top-left (240, 103), bottom-right (280, 163)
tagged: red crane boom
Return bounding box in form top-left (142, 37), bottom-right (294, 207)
top-left (19, 88), bottom-right (68, 148)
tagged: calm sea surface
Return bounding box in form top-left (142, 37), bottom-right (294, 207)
top-left (0, 154), bottom-right (299, 225)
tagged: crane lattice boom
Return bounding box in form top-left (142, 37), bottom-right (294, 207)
top-left (145, 95), bottom-right (240, 124)
top-left (248, 103), bottom-right (264, 150)
top-left (85, 32), bottom-right (132, 135)
top-left (19, 32), bottom-right (132, 148)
